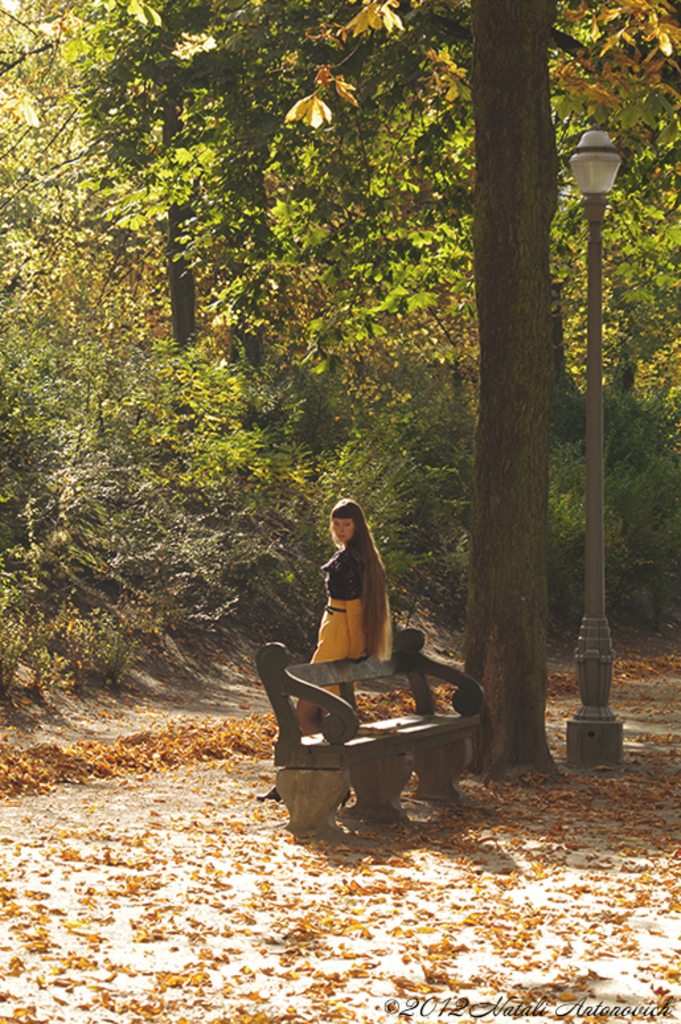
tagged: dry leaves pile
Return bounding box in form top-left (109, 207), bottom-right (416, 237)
top-left (0, 660), bottom-right (678, 1024)
top-left (0, 718), bottom-right (279, 797)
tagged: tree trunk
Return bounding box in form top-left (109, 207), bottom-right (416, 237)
top-left (164, 105), bottom-right (196, 348)
top-left (465, 0), bottom-right (558, 779)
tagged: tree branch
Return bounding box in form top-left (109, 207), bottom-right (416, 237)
top-left (0, 41), bottom-right (54, 76)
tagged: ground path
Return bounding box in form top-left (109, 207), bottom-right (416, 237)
top-left (0, 618), bottom-right (679, 1023)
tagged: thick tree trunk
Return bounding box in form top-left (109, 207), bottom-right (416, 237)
top-left (465, 0), bottom-right (558, 779)
top-left (164, 105), bottom-right (196, 348)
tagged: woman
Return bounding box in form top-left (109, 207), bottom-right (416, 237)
top-left (257, 499), bottom-right (391, 801)
top-left (297, 498), bottom-right (392, 735)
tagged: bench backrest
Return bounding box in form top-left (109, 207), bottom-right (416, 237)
top-left (256, 628), bottom-right (484, 763)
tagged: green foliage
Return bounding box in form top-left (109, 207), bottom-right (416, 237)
top-left (54, 602), bottom-right (98, 683)
top-left (0, 288), bottom-right (480, 661)
top-left (312, 354), bottom-right (475, 614)
top-left (95, 617), bottom-right (138, 685)
top-left (547, 442), bottom-right (586, 620)
top-left (0, 599), bottom-right (27, 695)
top-left (4, 0), bottom-right (681, 704)
top-left (53, 601), bottom-right (138, 686)
top-left (0, 565), bottom-right (136, 693)
top-left (0, 571), bottom-right (59, 694)
top-left (549, 384), bottom-right (681, 624)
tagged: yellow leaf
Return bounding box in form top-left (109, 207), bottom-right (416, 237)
top-left (380, 2), bottom-right (403, 33)
top-left (335, 77), bottom-right (359, 107)
top-left (344, 6), bottom-right (382, 36)
top-left (306, 95), bottom-right (332, 128)
top-left (17, 96), bottom-right (39, 127)
top-left (659, 30), bottom-right (673, 55)
top-left (344, 1), bottom-right (403, 38)
top-left (285, 95), bottom-right (313, 123)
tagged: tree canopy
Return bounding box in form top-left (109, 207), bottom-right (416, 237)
top-left (3, 0), bottom-right (681, 776)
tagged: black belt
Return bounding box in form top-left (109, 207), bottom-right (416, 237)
top-left (325, 605), bottom-right (347, 614)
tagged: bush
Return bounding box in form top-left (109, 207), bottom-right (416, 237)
top-left (0, 605), bottom-right (27, 695)
top-left (314, 364), bottom-right (475, 613)
top-left (548, 384), bottom-right (681, 624)
top-left (547, 443), bottom-right (585, 619)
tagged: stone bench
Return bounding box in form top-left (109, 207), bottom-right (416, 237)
top-left (256, 629), bottom-right (483, 832)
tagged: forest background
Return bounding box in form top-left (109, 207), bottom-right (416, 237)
top-left (2, 0), bottom-right (681, 702)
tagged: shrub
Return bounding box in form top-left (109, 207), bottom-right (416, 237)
top-left (93, 614), bottom-right (138, 686)
top-left (548, 384), bottom-right (681, 624)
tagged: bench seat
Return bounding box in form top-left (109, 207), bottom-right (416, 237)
top-left (289, 714), bottom-right (478, 768)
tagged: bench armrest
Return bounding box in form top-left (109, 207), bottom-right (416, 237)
top-left (256, 644), bottom-right (359, 753)
top-left (282, 665), bottom-right (359, 744)
top-left (256, 644), bottom-right (302, 761)
top-left (394, 650), bottom-right (484, 717)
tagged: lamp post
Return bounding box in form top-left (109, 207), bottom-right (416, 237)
top-left (566, 127), bottom-right (624, 767)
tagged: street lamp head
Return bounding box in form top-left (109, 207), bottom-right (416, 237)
top-left (570, 126), bottom-right (622, 197)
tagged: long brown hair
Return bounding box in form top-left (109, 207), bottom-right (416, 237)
top-left (330, 499), bottom-right (392, 660)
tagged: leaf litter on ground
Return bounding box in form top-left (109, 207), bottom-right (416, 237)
top-left (0, 640), bottom-right (678, 1022)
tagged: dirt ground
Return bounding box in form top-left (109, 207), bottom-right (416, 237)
top-left (0, 613), bottom-right (679, 1024)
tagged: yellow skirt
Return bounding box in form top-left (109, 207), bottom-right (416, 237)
top-left (311, 599), bottom-right (366, 695)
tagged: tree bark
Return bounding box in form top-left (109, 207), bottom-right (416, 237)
top-left (465, 0), bottom-right (558, 779)
top-left (164, 104), bottom-right (196, 348)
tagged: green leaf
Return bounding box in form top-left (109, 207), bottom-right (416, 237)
top-left (127, 0), bottom-right (161, 26)
top-left (62, 35), bottom-right (92, 62)
top-left (406, 291), bottom-right (438, 313)
top-left (657, 121), bottom-right (678, 147)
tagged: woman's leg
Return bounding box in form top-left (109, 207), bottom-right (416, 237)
top-left (297, 698), bottom-right (323, 736)
top-left (297, 607), bottom-right (347, 733)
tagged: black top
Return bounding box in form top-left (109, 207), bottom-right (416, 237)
top-left (322, 547), bottom-right (363, 601)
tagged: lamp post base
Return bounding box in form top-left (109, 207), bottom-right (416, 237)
top-left (568, 613), bottom-right (622, 766)
top-left (566, 718), bottom-right (623, 767)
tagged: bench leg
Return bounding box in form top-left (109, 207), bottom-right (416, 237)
top-left (412, 737), bottom-right (473, 803)
top-left (276, 768), bottom-right (350, 833)
top-left (349, 753), bottom-right (414, 823)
